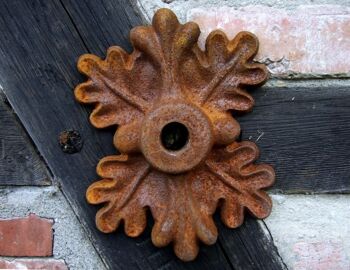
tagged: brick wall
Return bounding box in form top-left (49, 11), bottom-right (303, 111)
top-left (188, 5), bottom-right (350, 75)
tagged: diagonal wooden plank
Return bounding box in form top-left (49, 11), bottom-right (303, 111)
top-left (0, 92), bottom-right (50, 185)
top-left (0, 1), bottom-right (233, 269)
top-left (60, 0), bottom-right (143, 56)
top-left (238, 86), bottom-right (350, 194)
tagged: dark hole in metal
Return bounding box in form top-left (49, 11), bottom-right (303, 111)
top-left (161, 122), bottom-right (189, 151)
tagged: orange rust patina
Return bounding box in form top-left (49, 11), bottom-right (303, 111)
top-left (74, 8), bottom-right (274, 261)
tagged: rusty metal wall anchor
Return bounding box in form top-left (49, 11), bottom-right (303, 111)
top-left (75, 8), bottom-right (274, 261)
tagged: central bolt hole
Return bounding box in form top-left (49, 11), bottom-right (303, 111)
top-left (161, 122), bottom-right (189, 151)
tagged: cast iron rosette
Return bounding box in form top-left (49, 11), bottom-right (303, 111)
top-left (75, 8), bottom-right (274, 261)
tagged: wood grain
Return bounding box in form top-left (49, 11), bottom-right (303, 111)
top-left (217, 216), bottom-right (286, 270)
top-left (60, 0), bottom-right (143, 55)
top-left (238, 86), bottom-right (350, 194)
top-left (0, 92), bottom-right (50, 185)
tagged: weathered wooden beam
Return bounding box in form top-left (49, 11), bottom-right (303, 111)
top-left (0, 92), bottom-right (50, 185)
top-left (239, 86), bottom-right (350, 194)
top-left (60, 0), bottom-right (143, 55)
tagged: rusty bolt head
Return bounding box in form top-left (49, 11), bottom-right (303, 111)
top-left (58, 130), bottom-right (83, 154)
top-left (140, 101), bottom-right (213, 174)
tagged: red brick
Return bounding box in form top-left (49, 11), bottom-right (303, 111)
top-left (0, 259), bottom-right (68, 270)
top-left (188, 5), bottom-right (350, 75)
top-left (0, 214), bottom-right (53, 256)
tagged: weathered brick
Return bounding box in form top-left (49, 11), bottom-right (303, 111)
top-left (0, 214), bottom-right (53, 256)
top-left (188, 5), bottom-right (350, 75)
top-left (0, 259), bottom-right (68, 270)
top-left (293, 241), bottom-right (349, 270)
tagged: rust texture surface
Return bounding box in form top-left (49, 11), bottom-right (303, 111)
top-left (75, 8), bottom-right (274, 261)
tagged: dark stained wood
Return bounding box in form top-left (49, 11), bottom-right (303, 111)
top-left (0, 92), bottom-right (50, 185)
top-left (238, 86), bottom-right (350, 194)
top-left (217, 216), bottom-right (287, 270)
top-left (60, 0), bottom-right (144, 55)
